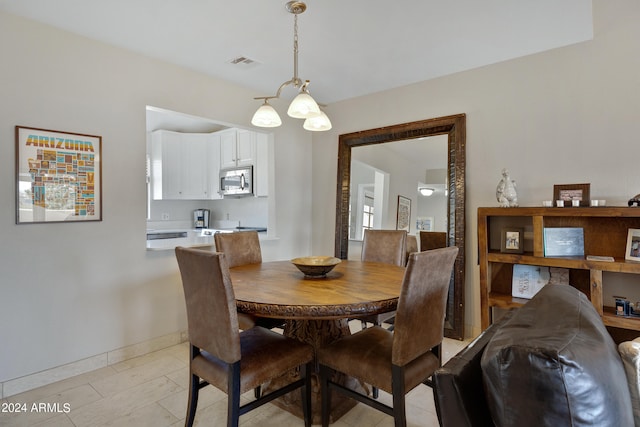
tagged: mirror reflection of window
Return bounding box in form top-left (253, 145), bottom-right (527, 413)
top-left (362, 192), bottom-right (374, 237)
top-left (349, 159), bottom-right (389, 241)
top-left (349, 136), bottom-right (446, 239)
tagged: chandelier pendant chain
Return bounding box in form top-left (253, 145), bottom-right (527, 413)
top-left (292, 14), bottom-right (300, 88)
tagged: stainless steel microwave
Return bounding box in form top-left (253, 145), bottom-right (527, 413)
top-left (220, 166), bottom-right (253, 197)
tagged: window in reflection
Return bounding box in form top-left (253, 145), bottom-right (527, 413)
top-left (362, 192), bottom-right (374, 236)
top-left (349, 136), bottom-right (446, 239)
top-left (349, 160), bottom-right (389, 240)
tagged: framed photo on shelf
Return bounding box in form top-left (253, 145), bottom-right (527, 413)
top-left (553, 183), bottom-right (590, 207)
top-left (15, 126), bottom-right (102, 224)
top-left (544, 227), bottom-right (585, 257)
top-left (501, 227), bottom-right (524, 254)
top-left (396, 195), bottom-right (411, 231)
top-left (625, 229), bottom-right (640, 261)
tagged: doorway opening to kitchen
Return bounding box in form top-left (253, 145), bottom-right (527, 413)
top-left (145, 105), bottom-right (274, 241)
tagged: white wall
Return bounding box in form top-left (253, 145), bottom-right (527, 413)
top-left (416, 192), bottom-right (447, 233)
top-left (0, 11), bottom-right (313, 385)
top-left (312, 0), bottom-right (640, 338)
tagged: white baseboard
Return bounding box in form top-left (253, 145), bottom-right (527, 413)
top-left (1, 330), bottom-right (187, 399)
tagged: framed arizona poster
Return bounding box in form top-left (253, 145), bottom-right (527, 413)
top-left (15, 126), bottom-right (102, 224)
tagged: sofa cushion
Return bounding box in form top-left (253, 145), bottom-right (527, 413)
top-left (619, 337), bottom-right (640, 426)
top-left (481, 285), bottom-right (633, 427)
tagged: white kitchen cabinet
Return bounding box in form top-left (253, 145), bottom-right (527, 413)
top-left (207, 133), bottom-right (223, 200)
top-left (151, 130), bottom-right (221, 200)
top-left (180, 133), bottom-right (210, 199)
top-left (220, 128), bottom-right (255, 169)
top-left (151, 130), bottom-right (179, 200)
top-left (236, 129), bottom-right (256, 167)
top-left (219, 129), bottom-right (237, 170)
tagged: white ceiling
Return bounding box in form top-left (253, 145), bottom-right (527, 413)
top-left (1, 0), bottom-right (593, 105)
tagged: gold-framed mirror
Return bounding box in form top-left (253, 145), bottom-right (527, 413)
top-left (334, 114), bottom-right (466, 339)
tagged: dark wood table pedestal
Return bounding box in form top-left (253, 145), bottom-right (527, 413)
top-left (264, 319), bottom-right (366, 425)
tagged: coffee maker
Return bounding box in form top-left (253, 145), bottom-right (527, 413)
top-left (193, 209), bottom-right (210, 229)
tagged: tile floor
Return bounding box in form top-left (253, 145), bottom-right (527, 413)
top-left (0, 323), bottom-right (469, 427)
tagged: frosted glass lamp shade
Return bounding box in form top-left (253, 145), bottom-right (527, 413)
top-left (287, 92), bottom-right (321, 118)
top-left (251, 102), bottom-right (282, 127)
top-left (303, 110), bottom-right (332, 131)
top-left (419, 188), bottom-right (434, 196)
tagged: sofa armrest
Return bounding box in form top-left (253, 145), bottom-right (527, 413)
top-left (433, 310), bottom-right (514, 427)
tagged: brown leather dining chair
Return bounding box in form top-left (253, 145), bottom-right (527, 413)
top-left (358, 229), bottom-right (409, 398)
top-left (361, 229), bottom-right (408, 267)
top-left (175, 247), bottom-right (314, 427)
top-left (214, 231), bottom-right (285, 400)
top-left (405, 234), bottom-right (418, 265)
top-left (214, 231), bottom-right (262, 267)
top-left (359, 229), bottom-right (407, 329)
top-left (318, 246), bottom-right (459, 427)
top-left (419, 231), bottom-right (447, 252)
top-left (214, 231), bottom-right (283, 331)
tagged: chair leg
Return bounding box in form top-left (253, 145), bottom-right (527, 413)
top-left (391, 365), bottom-right (407, 427)
top-left (301, 362), bottom-right (312, 427)
top-left (320, 364), bottom-right (332, 427)
top-left (186, 345), bottom-right (201, 427)
top-left (227, 361), bottom-right (241, 427)
top-left (370, 316), bottom-right (380, 398)
top-left (185, 373), bottom-right (199, 427)
top-left (254, 385), bottom-right (261, 399)
top-left (423, 344), bottom-right (442, 388)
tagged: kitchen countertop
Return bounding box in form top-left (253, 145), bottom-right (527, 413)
top-left (145, 228), bottom-right (268, 251)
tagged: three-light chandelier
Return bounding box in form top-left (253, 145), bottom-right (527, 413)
top-left (251, 1), bottom-right (332, 131)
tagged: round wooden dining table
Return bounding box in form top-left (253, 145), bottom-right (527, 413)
top-left (229, 259), bottom-right (406, 424)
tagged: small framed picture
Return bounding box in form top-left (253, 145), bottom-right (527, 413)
top-left (553, 183), bottom-right (590, 207)
top-left (396, 195), bottom-right (411, 231)
top-left (625, 229), bottom-right (640, 261)
top-left (501, 227), bottom-right (524, 254)
top-left (416, 216), bottom-right (434, 231)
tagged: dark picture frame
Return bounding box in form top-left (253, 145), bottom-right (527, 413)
top-left (553, 183), bottom-right (590, 207)
top-left (15, 126), bottom-right (102, 224)
top-left (501, 227), bottom-right (524, 254)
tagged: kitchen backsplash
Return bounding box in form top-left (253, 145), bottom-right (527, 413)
top-left (148, 197), bottom-right (268, 230)
top-left (147, 219), bottom-right (239, 231)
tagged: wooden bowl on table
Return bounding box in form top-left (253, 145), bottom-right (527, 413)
top-left (291, 256), bottom-right (341, 277)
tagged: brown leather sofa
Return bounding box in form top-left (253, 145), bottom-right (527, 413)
top-left (433, 285), bottom-right (634, 427)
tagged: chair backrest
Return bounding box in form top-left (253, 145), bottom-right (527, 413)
top-left (392, 246), bottom-right (459, 366)
top-left (361, 229), bottom-right (407, 267)
top-left (406, 235), bottom-right (418, 265)
top-left (214, 231), bottom-right (262, 268)
top-left (419, 231), bottom-right (447, 251)
top-left (175, 246), bottom-right (241, 364)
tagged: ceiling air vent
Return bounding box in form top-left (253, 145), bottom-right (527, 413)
top-left (228, 56), bottom-right (260, 68)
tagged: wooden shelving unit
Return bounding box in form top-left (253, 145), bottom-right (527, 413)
top-left (478, 207), bottom-right (640, 332)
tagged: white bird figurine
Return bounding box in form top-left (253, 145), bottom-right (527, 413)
top-left (496, 168), bottom-right (518, 207)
